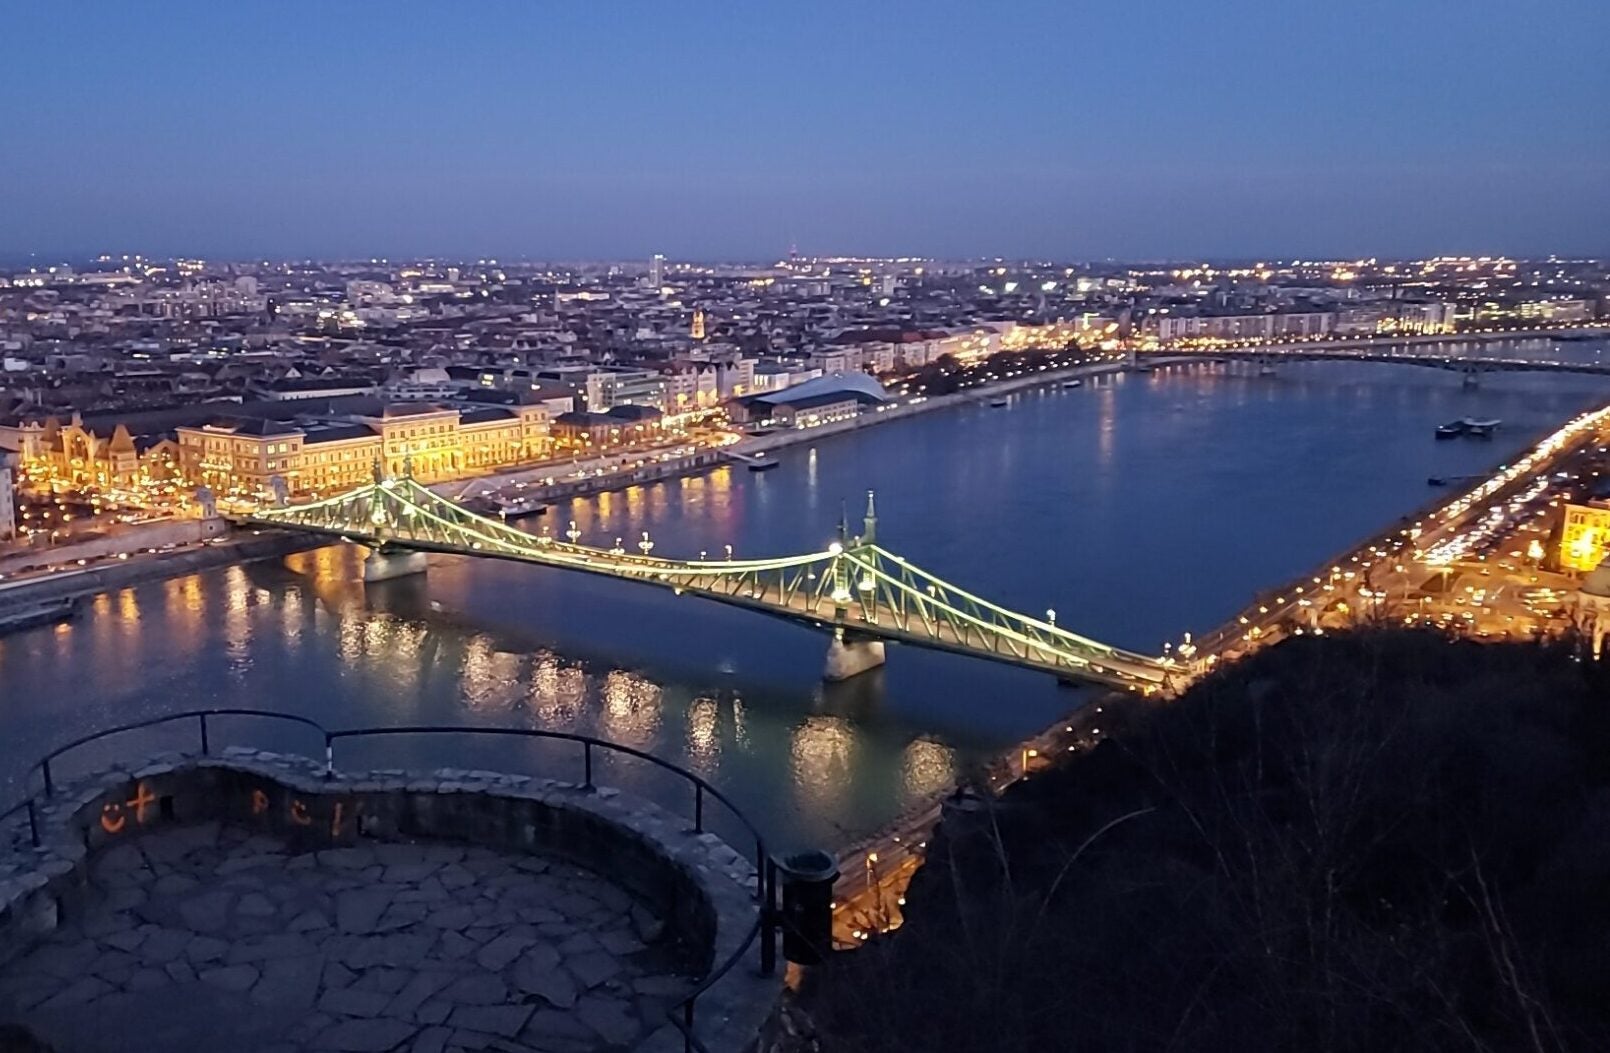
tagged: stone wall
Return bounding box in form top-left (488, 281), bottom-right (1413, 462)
top-left (0, 749), bottom-right (780, 1051)
top-left (0, 517), bottom-right (229, 577)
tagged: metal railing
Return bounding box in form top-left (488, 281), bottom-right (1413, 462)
top-left (0, 708), bottom-right (776, 1053)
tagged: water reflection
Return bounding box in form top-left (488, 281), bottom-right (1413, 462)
top-left (686, 694), bottom-right (721, 774)
top-left (791, 715), bottom-right (857, 819)
top-left (598, 669), bottom-right (662, 748)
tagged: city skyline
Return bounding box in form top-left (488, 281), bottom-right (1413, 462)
top-left (4, 2), bottom-right (1607, 261)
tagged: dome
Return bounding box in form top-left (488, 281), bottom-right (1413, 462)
top-left (1582, 554), bottom-right (1610, 598)
top-left (759, 371), bottom-right (889, 406)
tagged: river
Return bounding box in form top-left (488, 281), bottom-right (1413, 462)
top-left (4, 347), bottom-right (1609, 852)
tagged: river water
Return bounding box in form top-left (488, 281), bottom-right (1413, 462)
top-left (4, 345), bottom-right (1609, 851)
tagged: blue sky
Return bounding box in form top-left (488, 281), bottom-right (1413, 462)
top-left (2, 1), bottom-right (1606, 260)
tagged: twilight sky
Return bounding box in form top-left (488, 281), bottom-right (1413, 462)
top-left (3, 1), bottom-right (1607, 262)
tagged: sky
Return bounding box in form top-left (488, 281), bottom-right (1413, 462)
top-left (2, 1), bottom-right (1607, 262)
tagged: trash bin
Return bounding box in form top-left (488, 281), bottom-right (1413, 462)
top-left (777, 849), bottom-right (839, 965)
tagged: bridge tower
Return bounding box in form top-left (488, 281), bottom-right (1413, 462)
top-left (823, 491), bottom-right (887, 681)
top-left (360, 459), bottom-right (430, 583)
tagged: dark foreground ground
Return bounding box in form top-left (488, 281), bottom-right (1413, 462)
top-left (808, 629), bottom-right (1610, 1053)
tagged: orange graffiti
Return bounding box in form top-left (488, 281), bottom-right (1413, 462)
top-left (99, 801), bottom-right (127, 834)
top-left (251, 789), bottom-right (270, 816)
top-left (127, 782), bottom-right (157, 825)
top-left (290, 799), bottom-right (312, 826)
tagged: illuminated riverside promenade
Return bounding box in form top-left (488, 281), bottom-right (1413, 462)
top-left (6, 353), bottom-right (1610, 862)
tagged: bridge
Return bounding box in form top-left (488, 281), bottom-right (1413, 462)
top-left (235, 467), bottom-right (1175, 693)
top-left (1137, 340), bottom-right (1610, 381)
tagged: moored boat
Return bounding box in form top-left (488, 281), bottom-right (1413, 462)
top-left (0, 597), bottom-right (81, 637)
top-left (746, 454), bottom-right (780, 472)
top-left (1435, 420), bottom-right (1466, 439)
top-left (493, 494), bottom-right (548, 517)
top-left (1061, 379), bottom-right (1084, 389)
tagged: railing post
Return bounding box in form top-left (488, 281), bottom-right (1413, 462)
top-left (198, 713), bottom-right (210, 755)
top-left (694, 784), bottom-right (704, 833)
top-left (324, 735), bottom-right (335, 779)
top-left (40, 759), bottom-right (53, 799)
top-left (759, 846), bottom-right (777, 977)
top-left (26, 799), bottom-right (39, 848)
top-left (683, 1000), bottom-right (695, 1053)
top-left (582, 742), bottom-right (593, 790)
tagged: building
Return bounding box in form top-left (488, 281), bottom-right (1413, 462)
top-left (768, 392), bottom-right (868, 429)
top-left (729, 372), bottom-right (890, 427)
top-left (1577, 554), bottom-right (1610, 656)
top-left (1559, 502), bottom-right (1610, 572)
top-left (550, 405), bottom-right (663, 450)
top-left (1154, 310), bottom-right (1336, 344)
top-left (176, 401), bottom-right (550, 500)
top-left (584, 368), bottom-right (668, 413)
top-left (9, 415), bottom-right (182, 496)
top-left (0, 451), bottom-right (16, 542)
top-left (661, 362), bottom-right (720, 414)
top-left (649, 254), bottom-right (665, 289)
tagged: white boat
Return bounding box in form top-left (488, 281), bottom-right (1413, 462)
top-left (1061, 379), bottom-right (1084, 389)
top-left (747, 454), bottom-right (780, 472)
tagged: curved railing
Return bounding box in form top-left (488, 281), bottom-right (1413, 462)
top-left (0, 708), bottom-right (776, 1053)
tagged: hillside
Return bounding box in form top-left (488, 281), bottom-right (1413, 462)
top-left (810, 630), bottom-right (1610, 1052)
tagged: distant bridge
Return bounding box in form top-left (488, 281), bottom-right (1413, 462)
top-left (236, 470), bottom-right (1175, 693)
top-left (1138, 341), bottom-right (1610, 378)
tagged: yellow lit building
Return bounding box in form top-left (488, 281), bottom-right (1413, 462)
top-left (1559, 502), bottom-right (1610, 572)
top-left (177, 402), bottom-right (549, 501)
top-left (8, 415), bottom-right (183, 499)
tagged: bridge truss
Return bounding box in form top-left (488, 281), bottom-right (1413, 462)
top-left (238, 473), bottom-right (1174, 693)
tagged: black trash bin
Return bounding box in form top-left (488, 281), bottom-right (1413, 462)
top-left (777, 849), bottom-right (839, 965)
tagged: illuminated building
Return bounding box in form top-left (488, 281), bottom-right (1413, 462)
top-left (1577, 556), bottom-right (1610, 656)
top-left (584, 368), bottom-right (669, 413)
top-left (0, 451), bottom-right (16, 542)
top-left (176, 402), bottom-right (550, 501)
top-left (1559, 502), bottom-right (1610, 572)
top-left (690, 308), bottom-right (706, 341)
top-left (1154, 310), bottom-right (1336, 343)
top-left (9, 415), bottom-right (182, 496)
top-left (649, 253), bottom-right (665, 289)
top-left (550, 405), bottom-right (663, 450)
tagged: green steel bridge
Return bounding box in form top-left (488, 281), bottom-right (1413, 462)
top-left (236, 471), bottom-right (1175, 693)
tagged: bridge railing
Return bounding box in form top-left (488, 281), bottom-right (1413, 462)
top-left (0, 708), bottom-right (776, 1053)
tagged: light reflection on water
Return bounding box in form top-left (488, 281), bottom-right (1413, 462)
top-left (4, 355), bottom-right (1610, 851)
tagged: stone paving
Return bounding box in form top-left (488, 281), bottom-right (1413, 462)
top-left (0, 822), bottom-right (697, 1052)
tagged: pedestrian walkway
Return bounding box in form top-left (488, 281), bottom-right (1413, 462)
top-left (0, 821), bottom-right (696, 1052)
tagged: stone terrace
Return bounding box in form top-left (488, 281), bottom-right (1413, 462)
top-left (0, 822), bottom-right (695, 1052)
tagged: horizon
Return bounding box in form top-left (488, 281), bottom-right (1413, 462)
top-left (4, 250), bottom-right (1606, 271)
top-left (3, 1), bottom-right (1607, 261)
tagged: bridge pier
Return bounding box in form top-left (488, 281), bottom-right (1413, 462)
top-left (362, 546), bottom-right (429, 582)
top-left (824, 630), bottom-right (886, 682)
